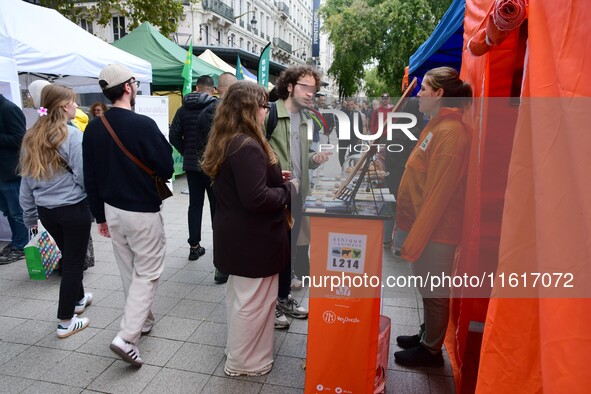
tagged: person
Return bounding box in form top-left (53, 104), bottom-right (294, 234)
top-left (201, 81), bottom-right (290, 377)
top-left (83, 64), bottom-right (173, 367)
top-left (379, 97), bottom-right (426, 249)
top-left (0, 94), bottom-right (28, 264)
top-left (90, 102), bottom-right (108, 119)
top-left (313, 93), bottom-right (336, 145)
top-left (393, 67), bottom-right (473, 367)
top-left (24, 80), bottom-right (51, 129)
top-left (197, 72), bottom-right (238, 284)
top-left (370, 92), bottom-right (395, 136)
top-left (265, 65), bottom-right (331, 329)
top-left (71, 108), bottom-right (89, 131)
top-left (19, 84), bottom-right (92, 337)
top-left (338, 97), bottom-right (362, 168)
top-left (169, 75), bottom-right (216, 261)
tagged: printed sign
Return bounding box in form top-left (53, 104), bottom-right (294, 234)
top-left (327, 232), bottom-right (367, 274)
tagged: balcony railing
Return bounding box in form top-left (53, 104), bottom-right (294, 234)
top-left (273, 37), bottom-right (292, 53)
top-left (202, 0), bottom-right (234, 22)
top-left (277, 2), bottom-right (290, 18)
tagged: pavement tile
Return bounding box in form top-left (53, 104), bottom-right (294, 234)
top-left (0, 319), bottom-right (55, 345)
top-left (24, 381), bottom-right (83, 394)
top-left (36, 327), bottom-right (100, 351)
top-left (3, 298), bottom-right (57, 321)
top-left (186, 320), bottom-right (226, 347)
top-left (385, 369), bottom-right (431, 393)
top-left (87, 360), bottom-right (161, 394)
top-left (167, 299), bottom-right (217, 321)
top-left (84, 305), bottom-right (123, 329)
top-left (86, 274), bottom-right (122, 291)
top-left (184, 284), bottom-right (225, 303)
top-left (150, 315), bottom-right (200, 341)
top-left (2, 346), bottom-right (70, 379)
top-left (206, 302), bottom-right (227, 324)
top-left (165, 342), bottom-right (225, 374)
top-left (202, 375), bottom-right (263, 393)
top-left (40, 352), bottom-right (114, 387)
top-left (95, 290), bottom-right (125, 309)
top-left (0, 316), bottom-right (27, 335)
top-left (0, 374), bottom-right (35, 393)
top-left (0, 342), bottom-right (29, 366)
top-left (138, 336), bottom-right (184, 367)
top-left (167, 269), bottom-right (209, 285)
top-left (76, 329), bottom-right (120, 359)
top-left (156, 280), bottom-right (195, 298)
top-left (265, 355), bottom-right (306, 389)
top-left (429, 374), bottom-right (456, 393)
top-left (278, 332), bottom-right (308, 359)
top-left (141, 368), bottom-right (209, 394)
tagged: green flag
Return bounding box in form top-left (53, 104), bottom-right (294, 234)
top-left (258, 42), bottom-right (271, 88)
top-left (182, 40), bottom-right (193, 97)
top-left (236, 54), bottom-right (244, 80)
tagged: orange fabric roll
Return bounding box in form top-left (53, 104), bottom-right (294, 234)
top-left (492, 0), bottom-right (528, 31)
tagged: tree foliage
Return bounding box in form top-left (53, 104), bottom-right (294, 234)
top-left (39, 0), bottom-right (188, 37)
top-left (320, 0), bottom-right (452, 97)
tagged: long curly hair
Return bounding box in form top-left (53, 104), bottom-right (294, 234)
top-left (19, 84), bottom-right (76, 180)
top-left (201, 81), bottom-right (277, 178)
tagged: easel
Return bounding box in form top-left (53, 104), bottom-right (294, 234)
top-left (334, 77), bottom-right (418, 215)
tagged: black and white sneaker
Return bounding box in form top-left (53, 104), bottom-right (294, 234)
top-left (110, 335), bottom-right (143, 367)
top-left (56, 315), bottom-right (89, 338)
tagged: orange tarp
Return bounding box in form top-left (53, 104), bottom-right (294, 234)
top-left (469, 0), bottom-right (591, 392)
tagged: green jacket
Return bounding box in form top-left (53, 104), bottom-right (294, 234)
top-left (265, 98), bottom-right (319, 243)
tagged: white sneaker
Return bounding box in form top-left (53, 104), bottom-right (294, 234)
top-left (224, 361), bottom-right (273, 377)
top-left (277, 294), bottom-right (308, 319)
top-left (274, 308), bottom-right (290, 329)
top-left (57, 315), bottom-right (89, 338)
top-left (290, 274), bottom-right (303, 289)
top-left (74, 293), bottom-right (93, 314)
top-left (110, 335), bottom-right (143, 367)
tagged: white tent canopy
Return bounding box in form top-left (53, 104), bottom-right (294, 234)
top-left (0, 0), bottom-right (152, 93)
top-left (0, 56), bottom-right (21, 107)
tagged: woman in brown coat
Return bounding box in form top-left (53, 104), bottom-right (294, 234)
top-left (201, 81), bottom-right (291, 376)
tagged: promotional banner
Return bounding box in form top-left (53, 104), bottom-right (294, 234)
top-left (181, 39), bottom-right (193, 96)
top-left (312, 0), bottom-right (321, 58)
top-left (258, 42), bottom-right (271, 88)
top-left (305, 216), bottom-right (383, 393)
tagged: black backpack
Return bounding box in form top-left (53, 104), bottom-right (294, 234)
top-left (265, 102), bottom-right (278, 140)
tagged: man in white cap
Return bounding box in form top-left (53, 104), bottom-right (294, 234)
top-left (83, 64), bottom-right (173, 367)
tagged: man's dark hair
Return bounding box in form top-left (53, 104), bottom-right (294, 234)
top-left (275, 65), bottom-right (320, 100)
top-left (196, 75), bottom-right (215, 89)
top-left (102, 80), bottom-right (129, 103)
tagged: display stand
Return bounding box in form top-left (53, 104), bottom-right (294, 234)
top-left (304, 206), bottom-right (392, 393)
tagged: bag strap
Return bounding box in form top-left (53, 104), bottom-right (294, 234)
top-left (100, 115), bottom-right (155, 176)
top-left (265, 101), bottom-right (278, 140)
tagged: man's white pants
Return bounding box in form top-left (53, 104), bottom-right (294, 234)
top-left (105, 203), bottom-right (166, 344)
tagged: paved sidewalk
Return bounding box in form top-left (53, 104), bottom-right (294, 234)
top-left (0, 174), bottom-right (455, 393)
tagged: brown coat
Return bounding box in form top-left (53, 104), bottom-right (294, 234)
top-left (212, 135), bottom-right (290, 278)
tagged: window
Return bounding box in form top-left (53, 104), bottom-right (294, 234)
top-left (112, 16), bottom-right (126, 40)
top-left (80, 18), bottom-right (93, 35)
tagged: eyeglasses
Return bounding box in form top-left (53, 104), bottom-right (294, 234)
top-left (381, 95), bottom-right (389, 99)
top-left (260, 103), bottom-right (271, 112)
top-left (296, 82), bottom-right (319, 94)
top-left (128, 79), bottom-right (140, 88)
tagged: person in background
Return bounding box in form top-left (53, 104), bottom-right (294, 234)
top-left (370, 92), bottom-right (395, 136)
top-left (19, 84), bottom-right (92, 338)
top-left (0, 94), bottom-right (28, 264)
top-left (24, 80), bottom-right (51, 128)
top-left (393, 67), bottom-right (473, 367)
top-left (169, 76), bottom-right (217, 262)
top-left (71, 108), bottom-right (89, 131)
top-left (201, 81), bottom-right (290, 377)
top-left (197, 72), bottom-right (238, 284)
top-left (83, 64), bottom-right (173, 367)
top-left (90, 102), bottom-right (108, 119)
top-left (265, 65), bottom-right (331, 330)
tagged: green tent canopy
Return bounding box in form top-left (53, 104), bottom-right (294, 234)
top-left (112, 22), bottom-right (223, 90)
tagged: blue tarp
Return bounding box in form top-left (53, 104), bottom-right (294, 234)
top-left (409, 0), bottom-right (466, 81)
